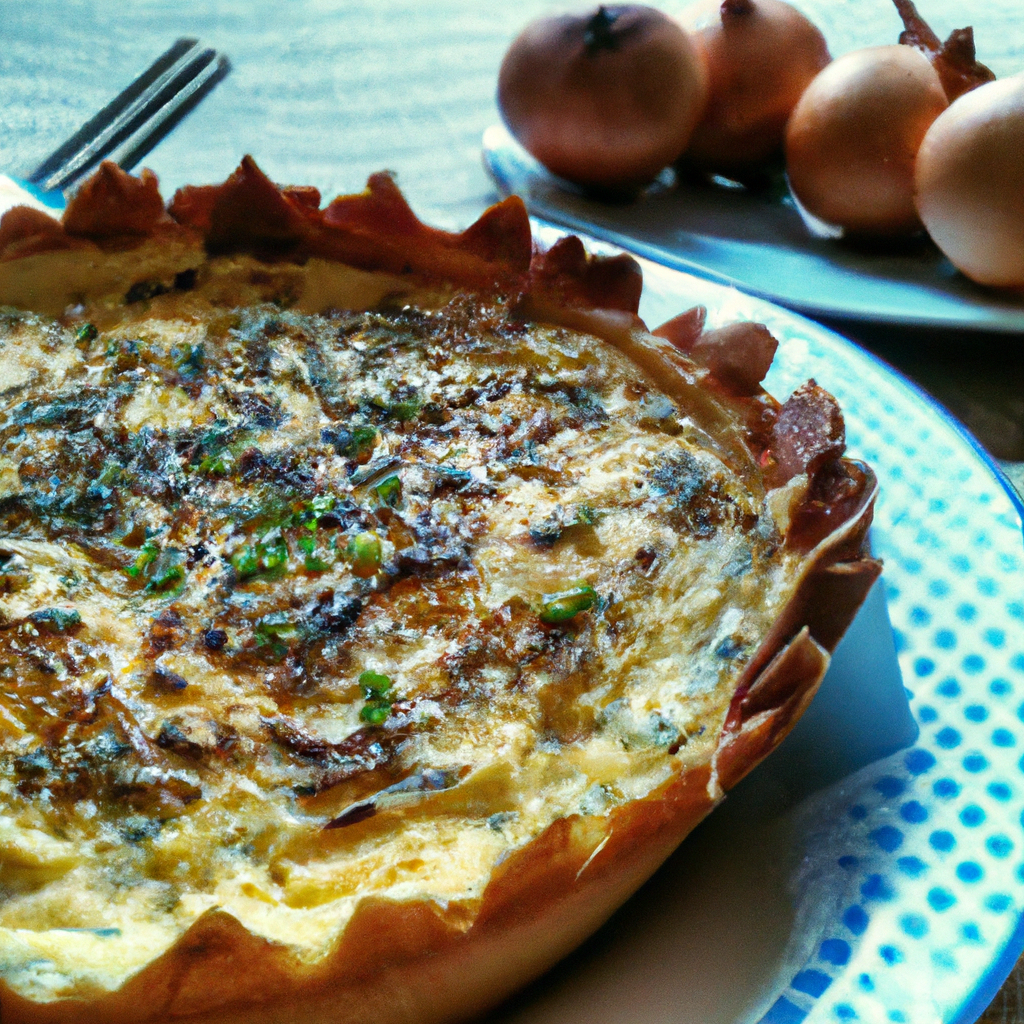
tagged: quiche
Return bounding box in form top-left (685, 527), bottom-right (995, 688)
top-left (0, 159), bottom-right (880, 1023)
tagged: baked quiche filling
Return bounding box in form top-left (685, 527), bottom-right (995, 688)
top-left (2, 262), bottom-right (811, 1000)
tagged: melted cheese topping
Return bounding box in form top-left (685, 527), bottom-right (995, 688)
top-left (0, 262), bottom-right (802, 1001)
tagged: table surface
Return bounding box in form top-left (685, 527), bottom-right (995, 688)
top-left (1, 1), bottom-right (1022, 1019)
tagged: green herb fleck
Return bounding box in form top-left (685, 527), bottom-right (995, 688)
top-left (359, 670), bottom-right (393, 724)
top-left (145, 548), bottom-right (186, 594)
top-left (254, 612), bottom-right (303, 662)
top-left (372, 474), bottom-right (402, 508)
top-left (259, 536), bottom-right (288, 574)
top-left (231, 546), bottom-right (260, 579)
top-left (75, 323), bottom-right (98, 348)
top-left (346, 531), bottom-right (382, 578)
top-left (197, 452), bottom-right (232, 476)
top-left (297, 534), bottom-right (329, 572)
top-left (360, 704), bottom-right (391, 726)
top-left (298, 495), bottom-right (335, 531)
top-left (347, 426), bottom-right (378, 461)
top-left (537, 583), bottom-right (598, 624)
top-left (125, 539), bottom-right (160, 579)
top-left (308, 495), bottom-right (335, 514)
top-left (231, 535), bottom-right (289, 581)
top-left (382, 391), bottom-right (422, 422)
top-left (188, 423), bottom-right (254, 477)
top-left (95, 462), bottom-right (123, 488)
top-left (255, 612), bottom-right (302, 645)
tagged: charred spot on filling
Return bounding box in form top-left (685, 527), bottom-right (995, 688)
top-left (12, 692), bottom-right (202, 815)
top-left (648, 450), bottom-right (744, 539)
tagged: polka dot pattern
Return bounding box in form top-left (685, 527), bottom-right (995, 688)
top-left (631, 248), bottom-right (1024, 1024)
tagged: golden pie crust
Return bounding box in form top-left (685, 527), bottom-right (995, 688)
top-left (0, 159), bottom-right (880, 1023)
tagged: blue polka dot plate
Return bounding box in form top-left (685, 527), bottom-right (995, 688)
top-left (494, 227), bottom-right (1024, 1024)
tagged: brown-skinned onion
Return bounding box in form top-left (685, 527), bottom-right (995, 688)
top-left (784, 45), bottom-right (948, 235)
top-left (680, 0), bottom-right (830, 171)
top-left (498, 5), bottom-right (707, 193)
top-left (915, 73), bottom-right (1024, 288)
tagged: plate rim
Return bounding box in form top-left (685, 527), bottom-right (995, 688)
top-left (532, 217), bottom-right (1024, 1023)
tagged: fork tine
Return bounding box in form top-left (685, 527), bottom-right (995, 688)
top-left (27, 37), bottom-right (201, 185)
top-left (41, 47), bottom-right (221, 192)
top-left (113, 55), bottom-right (232, 174)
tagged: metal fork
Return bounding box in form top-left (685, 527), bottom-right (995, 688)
top-left (3, 38), bottom-right (230, 212)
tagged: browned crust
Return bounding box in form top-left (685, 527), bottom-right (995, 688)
top-left (0, 160), bottom-right (881, 1024)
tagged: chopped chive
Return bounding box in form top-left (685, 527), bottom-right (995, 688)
top-left (538, 583), bottom-right (598, 624)
top-left (346, 531), bottom-right (382, 578)
top-left (359, 670), bottom-right (393, 724)
top-left (145, 549), bottom-right (186, 594)
top-left (75, 323), bottom-right (98, 348)
top-left (372, 474), bottom-right (402, 508)
top-left (125, 539), bottom-right (160, 579)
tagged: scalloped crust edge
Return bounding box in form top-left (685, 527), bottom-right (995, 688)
top-left (0, 160), bottom-right (882, 1024)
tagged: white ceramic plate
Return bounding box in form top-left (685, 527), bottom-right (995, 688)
top-left (483, 125), bottom-right (1024, 334)
top-left (490, 224), bottom-right (1024, 1024)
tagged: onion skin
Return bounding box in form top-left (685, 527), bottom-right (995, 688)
top-left (785, 45), bottom-right (948, 235)
top-left (498, 6), bottom-right (707, 192)
top-left (915, 74), bottom-right (1024, 289)
top-left (892, 0), bottom-right (995, 103)
top-left (681, 0), bottom-right (830, 170)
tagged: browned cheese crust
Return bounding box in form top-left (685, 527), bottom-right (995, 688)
top-left (0, 160), bottom-right (880, 1024)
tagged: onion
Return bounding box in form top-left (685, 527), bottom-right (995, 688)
top-left (497, 5), bottom-right (707, 192)
top-left (784, 45), bottom-right (948, 235)
top-left (680, 0), bottom-right (830, 170)
top-left (915, 73), bottom-right (1024, 288)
